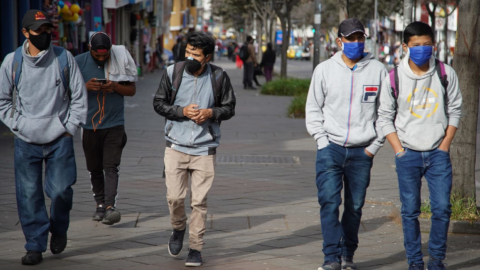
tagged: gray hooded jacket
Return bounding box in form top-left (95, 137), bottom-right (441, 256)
top-left (306, 51), bottom-right (388, 154)
top-left (0, 41), bottom-right (87, 144)
top-left (377, 51), bottom-right (462, 151)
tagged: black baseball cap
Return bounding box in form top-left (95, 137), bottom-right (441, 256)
top-left (338, 18), bottom-right (367, 37)
top-left (22, 10), bottom-right (53, 31)
top-left (89, 32), bottom-right (112, 52)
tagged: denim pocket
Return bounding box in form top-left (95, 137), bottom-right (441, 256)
top-left (363, 148), bottom-right (374, 159)
top-left (437, 148), bottom-right (449, 154)
top-left (396, 148), bottom-right (408, 159)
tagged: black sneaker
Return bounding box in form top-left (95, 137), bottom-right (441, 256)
top-left (341, 256), bottom-right (357, 270)
top-left (318, 261), bottom-right (341, 270)
top-left (50, 234), bottom-right (67, 254)
top-left (21, 251), bottom-right (42, 265)
top-left (92, 204), bottom-right (105, 221)
top-left (409, 264), bottom-right (425, 270)
top-left (168, 228), bottom-right (186, 257)
top-left (185, 249), bottom-right (202, 267)
top-left (102, 207), bottom-right (121, 225)
top-left (427, 258), bottom-right (446, 270)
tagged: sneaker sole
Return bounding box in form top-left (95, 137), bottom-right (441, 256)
top-left (102, 211), bottom-right (121, 225)
top-left (185, 262), bottom-right (202, 267)
top-left (168, 242), bottom-right (181, 258)
top-left (21, 257), bottom-right (43, 265)
top-left (92, 216), bottom-right (103, 221)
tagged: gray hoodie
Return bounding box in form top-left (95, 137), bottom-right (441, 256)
top-left (0, 41), bottom-right (87, 144)
top-left (377, 51), bottom-right (462, 151)
top-left (306, 51), bottom-right (388, 155)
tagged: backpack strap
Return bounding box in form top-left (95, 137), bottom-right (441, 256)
top-left (435, 59), bottom-right (449, 89)
top-left (389, 65), bottom-right (399, 100)
top-left (53, 46), bottom-right (71, 101)
top-left (10, 47), bottom-right (24, 118)
top-left (171, 61), bottom-right (186, 104)
top-left (209, 64), bottom-right (224, 106)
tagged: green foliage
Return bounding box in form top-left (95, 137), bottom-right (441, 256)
top-left (260, 78), bottom-right (310, 96)
top-left (420, 193), bottom-right (480, 222)
top-left (260, 78), bottom-right (310, 118)
top-left (288, 92), bottom-right (308, 118)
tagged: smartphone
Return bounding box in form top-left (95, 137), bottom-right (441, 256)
top-left (96, 79), bottom-right (107, 84)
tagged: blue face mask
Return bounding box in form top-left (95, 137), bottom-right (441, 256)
top-left (408, 46), bottom-right (433, 66)
top-left (342, 42), bottom-right (365, 60)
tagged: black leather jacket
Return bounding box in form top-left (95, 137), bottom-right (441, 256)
top-left (153, 63), bottom-right (236, 122)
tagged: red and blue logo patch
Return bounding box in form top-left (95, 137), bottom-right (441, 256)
top-left (362, 85), bottom-right (378, 103)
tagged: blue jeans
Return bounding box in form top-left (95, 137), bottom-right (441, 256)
top-left (315, 143), bottom-right (373, 263)
top-left (14, 135), bottom-right (77, 252)
top-left (395, 148), bottom-right (452, 266)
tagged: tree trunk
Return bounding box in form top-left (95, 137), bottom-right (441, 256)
top-left (258, 18), bottom-right (263, 61)
top-left (280, 16), bottom-right (288, 78)
top-left (450, 0), bottom-right (480, 200)
top-left (270, 16), bottom-right (276, 45)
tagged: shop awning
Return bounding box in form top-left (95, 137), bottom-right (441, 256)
top-left (103, 0), bottom-right (129, 9)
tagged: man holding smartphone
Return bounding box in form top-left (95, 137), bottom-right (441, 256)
top-left (75, 32), bottom-right (137, 225)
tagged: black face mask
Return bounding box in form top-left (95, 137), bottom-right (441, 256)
top-left (90, 52), bottom-right (109, 67)
top-left (185, 56), bottom-right (206, 73)
top-left (29, 32), bottom-right (51, 51)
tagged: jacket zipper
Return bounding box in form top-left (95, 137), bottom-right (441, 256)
top-left (343, 70), bottom-right (355, 146)
top-left (189, 76), bottom-right (198, 146)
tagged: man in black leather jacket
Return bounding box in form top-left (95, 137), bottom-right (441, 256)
top-left (153, 32), bottom-right (235, 267)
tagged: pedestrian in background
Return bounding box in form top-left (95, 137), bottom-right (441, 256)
top-left (173, 36), bottom-right (186, 63)
top-left (242, 36), bottom-right (257, 90)
top-left (0, 10), bottom-right (87, 265)
top-left (260, 42), bottom-right (276, 82)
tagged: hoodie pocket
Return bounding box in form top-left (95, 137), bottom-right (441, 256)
top-left (165, 122), bottom-right (174, 136)
top-left (18, 116), bottom-right (66, 144)
top-left (403, 124), bottom-right (445, 151)
top-left (208, 125), bottom-right (217, 141)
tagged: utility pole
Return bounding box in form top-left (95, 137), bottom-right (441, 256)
top-left (313, 0), bottom-right (321, 70)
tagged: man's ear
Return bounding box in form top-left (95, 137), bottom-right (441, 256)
top-left (22, 28), bottom-right (29, 39)
top-left (205, 54), bottom-right (212, 63)
top-left (335, 37), bottom-right (342, 49)
top-left (402, 43), bottom-right (408, 53)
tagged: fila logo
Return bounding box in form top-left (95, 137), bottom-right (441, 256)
top-left (362, 85), bottom-right (378, 103)
top-left (56, 79), bottom-right (61, 86)
top-left (35, 12), bottom-right (46, 20)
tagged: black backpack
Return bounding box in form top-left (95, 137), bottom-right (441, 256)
top-left (238, 44), bottom-right (249, 62)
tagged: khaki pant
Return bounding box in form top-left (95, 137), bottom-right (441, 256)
top-left (164, 147), bottom-right (215, 251)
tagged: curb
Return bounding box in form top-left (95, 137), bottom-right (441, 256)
top-left (389, 204), bottom-right (480, 235)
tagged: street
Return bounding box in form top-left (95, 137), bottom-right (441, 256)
top-left (0, 58), bottom-right (480, 270)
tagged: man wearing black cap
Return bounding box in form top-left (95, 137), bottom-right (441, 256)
top-left (0, 10), bottom-right (87, 265)
top-left (305, 18), bottom-right (387, 270)
top-left (75, 32), bottom-right (137, 226)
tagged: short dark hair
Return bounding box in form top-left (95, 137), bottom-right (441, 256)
top-left (186, 32), bottom-right (215, 56)
top-left (246, 36), bottom-right (253, 42)
top-left (403, 21), bottom-right (434, 44)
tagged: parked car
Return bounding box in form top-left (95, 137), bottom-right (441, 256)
top-left (287, 45), bottom-right (298, 59)
top-left (295, 46), bottom-right (303, 60)
top-left (301, 46), bottom-right (311, 61)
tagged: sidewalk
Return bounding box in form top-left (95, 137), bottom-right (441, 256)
top-left (0, 59), bottom-right (479, 270)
